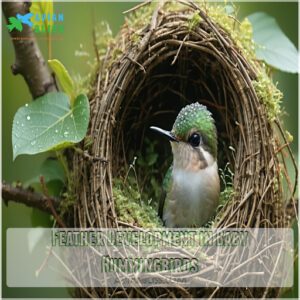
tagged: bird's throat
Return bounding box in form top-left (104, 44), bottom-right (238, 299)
top-left (172, 144), bottom-right (214, 172)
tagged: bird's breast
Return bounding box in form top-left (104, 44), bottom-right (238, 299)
top-left (164, 162), bottom-right (220, 227)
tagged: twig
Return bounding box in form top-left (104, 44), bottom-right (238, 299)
top-left (275, 119), bottom-right (298, 197)
top-left (2, 2), bottom-right (57, 98)
top-left (40, 176), bottom-right (66, 228)
top-left (73, 147), bottom-right (108, 163)
top-left (92, 9), bottom-right (100, 65)
top-left (2, 182), bottom-right (59, 214)
top-left (35, 245), bottom-right (53, 277)
top-left (92, 27), bottom-right (100, 64)
top-left (122, 0), bottom-right (152, 14)
top-left (123, 55), bottom-right (146, 74)
top-left (171, 34), bottom-right (189, 65)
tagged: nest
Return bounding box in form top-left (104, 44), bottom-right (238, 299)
top-left (70, 1), bottom-right (297, 298)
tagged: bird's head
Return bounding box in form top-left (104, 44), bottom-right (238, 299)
top-left (150, 102), bottom-right (217, 170)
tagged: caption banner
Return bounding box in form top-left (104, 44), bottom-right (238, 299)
top-left (7, 228), bottom-right (293, 287)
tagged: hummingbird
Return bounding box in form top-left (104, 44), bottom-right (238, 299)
top-left (150, 102), bottom-right (220, 227)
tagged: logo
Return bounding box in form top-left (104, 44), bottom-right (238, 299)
top-left (7, 13), bottom-right (33, 32)
top-left (7, 12), bottom-right (64, 33)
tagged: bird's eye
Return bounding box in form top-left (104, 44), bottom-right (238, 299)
top-left (188, 133), bottom-right (201, 147)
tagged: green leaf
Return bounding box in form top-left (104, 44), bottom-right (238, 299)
top-left (48, 59), bottom-right (75, 104)
top-left (8, 16), bottom-right (17, 23)
top-left (25, 158), bottom-right (65, 186)
top-left (25, 158), bottom-right (65, 198)
top-left (7, 17), bottom-right (23, 32)
top-left (15, 19), bottom-right (23, 31)
top-left (12, 92), bottom-right (90, 160)
top-left (247, 12), bottom-right (299, 73)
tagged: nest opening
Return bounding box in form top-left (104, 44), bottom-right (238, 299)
top-left (116, 50), bottom-right (234, 164)
top-left (112, 42), bottom-right (245, 224)
top-left (73, 2), bottom-right (297, 231)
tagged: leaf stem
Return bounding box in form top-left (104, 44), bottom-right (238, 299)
top-left (56, 150), bottom-right (72, 192)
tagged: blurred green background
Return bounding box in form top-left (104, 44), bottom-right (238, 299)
top-left (2, 1), bottom-right (298, 298)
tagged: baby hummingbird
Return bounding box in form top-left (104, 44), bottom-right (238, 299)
top-left (150, 102), bottom-right (220, 227)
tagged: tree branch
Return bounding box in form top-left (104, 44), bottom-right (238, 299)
top-left (2, 182), bottom-right (59, 214)
top-left (2, 1), bottom-right (57, 98)
top-left (2, 2), bottom-right (60, 214)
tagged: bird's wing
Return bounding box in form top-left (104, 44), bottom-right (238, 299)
top-left (158, 164), bottom-right (173, 219)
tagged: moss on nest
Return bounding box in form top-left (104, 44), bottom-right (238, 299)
top-left (202, 4), bottom-right (283, 121)
top-left (70, 2), bottom-right (297, 297)
top-left (253, 70), bottom-right (283, 121)
top-left (75, 1), bottom-right (290, 230)
top-left (206, 4), bottom-right (256, 59)
top-left (113, 178), bottom-right (162, 228)
top-left (91, 2), bottom-right (283, 127)
top-left (87, 1), bottom-right (285, 226)
top-left (112, 158), bottom-right (235, 229)
top-left (113, 178), bottom-right (235, 229)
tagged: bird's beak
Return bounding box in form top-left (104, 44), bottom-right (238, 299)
top-left (150, 126), bottom-right (178, 142)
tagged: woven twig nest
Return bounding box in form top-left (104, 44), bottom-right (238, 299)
top-left (70, 1), bottom-right (297, 298)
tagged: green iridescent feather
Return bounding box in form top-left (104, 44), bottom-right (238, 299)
top-left (172, 102), bottom-right (217, 158)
